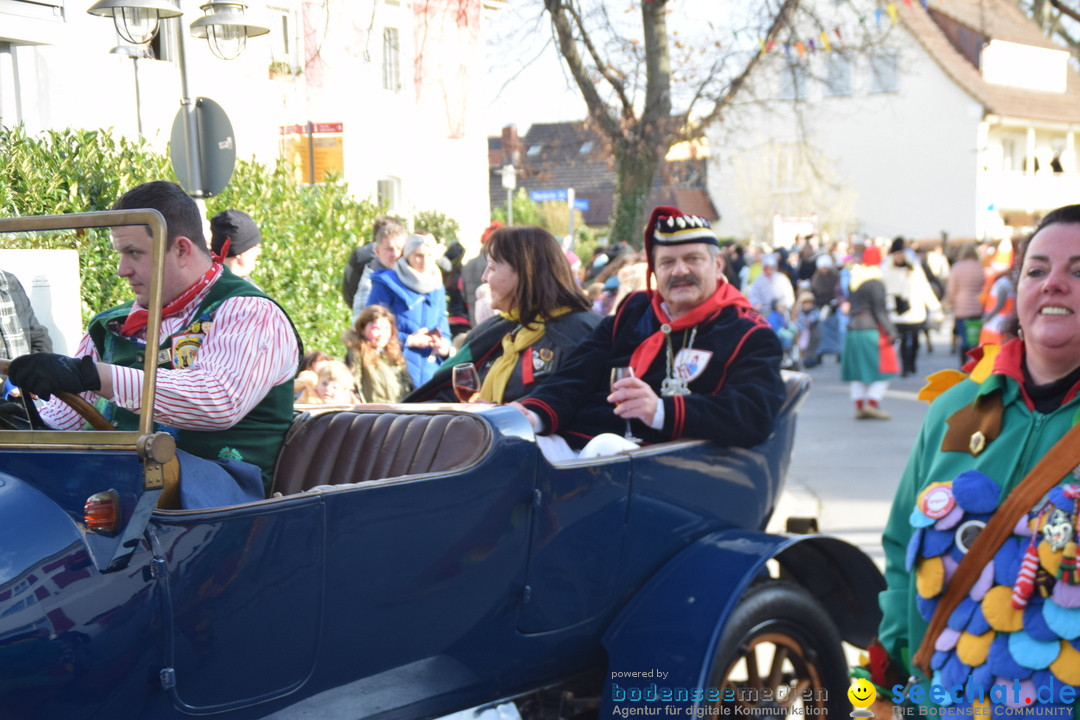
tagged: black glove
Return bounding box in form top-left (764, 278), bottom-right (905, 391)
top-left (0, 401), bottom-right (29, 430)
top-left (7, 354), bottom-right (102, 400)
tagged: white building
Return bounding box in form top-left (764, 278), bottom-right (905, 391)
top-left (708, 0), bottom-right (1080, 245)
top-left (0, 0), bottom-right (495, 243)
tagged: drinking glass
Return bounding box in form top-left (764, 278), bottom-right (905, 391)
top-left (610, 366), bottom-right (640, 442)
top-left (452, 363), bottom-right (481, 404)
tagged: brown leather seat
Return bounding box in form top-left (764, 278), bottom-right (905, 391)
top-left (270, 409), bottom-right (491, 496)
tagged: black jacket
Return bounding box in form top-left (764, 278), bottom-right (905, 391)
top-left (520, 291), bottom-right (785, 449)
top-left (405, 310), bottom-right (600, 403)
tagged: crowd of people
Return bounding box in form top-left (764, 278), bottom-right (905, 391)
top-left (0, 180), bottom-right (1044, 509)
top-left (7, 181), bottom-right (1080, 716)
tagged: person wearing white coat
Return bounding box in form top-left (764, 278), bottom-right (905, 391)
top-left (880, 236), bottom-right (942, 378)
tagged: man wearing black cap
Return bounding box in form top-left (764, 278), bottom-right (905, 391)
top-left (210, 209), bottom-right (262, 279)
top-left (512, 205), bottom-right (785, 457)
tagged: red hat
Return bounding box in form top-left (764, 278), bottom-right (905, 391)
top-left (481, 221), bottom-right (503, 244)
top-left (862, 245), bottom-right (882, 266)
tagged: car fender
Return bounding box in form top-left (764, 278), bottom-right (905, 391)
top-left (600, 528), bottom-right (883, 712)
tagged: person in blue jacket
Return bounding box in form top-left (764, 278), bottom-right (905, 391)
top-left (367, 233), bottom-right (451, 386)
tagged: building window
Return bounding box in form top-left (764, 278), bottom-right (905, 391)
top-left (825, 54), bottom-right (852, 97)
top-left (870, 53), bottom-right (899, 94)
top-left (779, 62), bottom-right (808, 101)
top-left (378, 177), bottom-right (401, 212)
top-left (267, 6), bottom-right (299, 68)
top-left (144, 16), bottom-right (177, 62)
top-left (527, 144), bottom-right (542, 156)
top-left (382, 27), bottom-right (400, 92)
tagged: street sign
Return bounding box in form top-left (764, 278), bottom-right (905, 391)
top-left (529, 189), bottom-right (567, 203)
top-left (280, 122), bottom-right (345, 184)
top-left (170, 97), bottom-right (236, 198)
top-left (529, 189), bottom-right (589, 211)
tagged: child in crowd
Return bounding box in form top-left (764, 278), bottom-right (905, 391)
top-left (343, 305), bottom-right (413, 403)
top-left (767, 300), bottom-right (800, 370)
top-left (294, 350), bottom-right (330, 404)
top-left (312, 361), bottom-right (362, 405)
top-left (793, 291), bottom-right (821, 367)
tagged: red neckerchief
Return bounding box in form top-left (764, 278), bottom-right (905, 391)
top-left (628, 281), bottom-right (752, 378)
top-left (121, 264), bottom-right (222, 338)
top-left (985, 337), bottom-right (1080, 409)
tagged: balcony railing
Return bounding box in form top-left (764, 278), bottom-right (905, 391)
top-left (979, 169), bottom-right (1080, 212)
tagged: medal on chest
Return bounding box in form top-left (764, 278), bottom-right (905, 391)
top-left (660, 324), bottom-right (711, 397)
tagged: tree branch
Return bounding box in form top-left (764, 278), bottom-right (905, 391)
top-left (694, 0), bottom-right (801, 133)
top-left (565, 2), bottom-right (634, 116)
top-left (544, 0), bottom-right (620, 139)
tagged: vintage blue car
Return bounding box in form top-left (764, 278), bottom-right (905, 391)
top-left (0, 211), bottom-right (884, 719)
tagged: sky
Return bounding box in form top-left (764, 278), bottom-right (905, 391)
top-left (479, 0), bottom-right (755, 136)
top-left (481, 3), bottom-right (587, 135)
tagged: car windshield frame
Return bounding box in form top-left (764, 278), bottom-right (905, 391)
top-left (0, 209), bottom-right (167, 446)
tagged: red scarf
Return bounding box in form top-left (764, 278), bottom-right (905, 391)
top-left (629, 282), bottom-right (752, 379)
top-left (121, 264), bottom-right (222, 338)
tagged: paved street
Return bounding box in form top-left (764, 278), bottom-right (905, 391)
top-left (766, 324), bottom-right (961, 568)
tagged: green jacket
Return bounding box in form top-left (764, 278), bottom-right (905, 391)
top-left (88, 270), bottom-right (299, 493)
top-left (880, 340), bottom-right (1080, 711)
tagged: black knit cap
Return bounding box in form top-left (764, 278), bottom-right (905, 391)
top-left (210, 209), bottom-right (261, 257)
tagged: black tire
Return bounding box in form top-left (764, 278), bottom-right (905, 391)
top-left (708, 580), bottom-right (851, 716)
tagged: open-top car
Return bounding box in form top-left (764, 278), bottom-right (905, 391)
top-left (0, 211), bottom-right (884, 720)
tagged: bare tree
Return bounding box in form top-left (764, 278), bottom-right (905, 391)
top-left (1016, 0), bottom-right (1080, 53)
top-left (540, 0), bottom-right (800, 245)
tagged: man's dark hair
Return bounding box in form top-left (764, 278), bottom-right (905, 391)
top-left (485, 226), bottom-right (590, 328)
top-left (112, 181), bottom-right (209, 256)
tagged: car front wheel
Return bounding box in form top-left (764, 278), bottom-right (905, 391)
top-left (708, 580), bottom-right (851, 716)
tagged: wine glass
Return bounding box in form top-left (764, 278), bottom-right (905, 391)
top-left (452, 363), bottom-right (481, 404)
top-left (610, 366), bottom-right (640, 442)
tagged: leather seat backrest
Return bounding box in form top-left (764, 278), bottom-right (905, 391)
top-left (271, 410), bottom-right (491, 496)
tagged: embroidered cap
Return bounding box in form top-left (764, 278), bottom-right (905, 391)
top-left (643, 205), bottom-right (720, 291)
top-left (645, 206), bottom-right (719, 253)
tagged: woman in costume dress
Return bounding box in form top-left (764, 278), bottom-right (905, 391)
top-left (863, 205), bottom-right (1080, 716)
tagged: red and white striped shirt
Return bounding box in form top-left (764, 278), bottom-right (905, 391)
top-left (40, 280), bottom-right (298, 431)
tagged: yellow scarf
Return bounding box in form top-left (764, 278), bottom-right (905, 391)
top-left (480, 306), bottom-right (572, 403)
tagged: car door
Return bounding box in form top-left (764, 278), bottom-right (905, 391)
top-left (149, 494), bottom-right (324, 713)
top-left (517, 454), bottom-right (631, 633)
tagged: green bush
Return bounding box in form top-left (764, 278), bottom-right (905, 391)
top-left (414, 209), bottom-right (459, 245)
top-left (0, 125), bottom-right (380, 357)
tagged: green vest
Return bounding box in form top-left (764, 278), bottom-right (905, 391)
top-left (87, 270), bottom-right (300, 493)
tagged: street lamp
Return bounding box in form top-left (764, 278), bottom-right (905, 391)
top-left (88, 0), bottom-right (182, 46)
top-left (500, 164), bottom-right (516, 226)
top-left (110, 45), bottom-right (149, 138)
top-left (88, 0), bottom-right (267, 60)
top-left (190, 2), bottom-right (270, 61)
top-left (89, 0), bottom-right (269, 197)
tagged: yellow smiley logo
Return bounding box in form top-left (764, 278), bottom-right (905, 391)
top-left (848, 678), bottom-right (876, 709)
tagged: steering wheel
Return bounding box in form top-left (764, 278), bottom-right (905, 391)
top-left (0, 359), bottom-right (113, 431)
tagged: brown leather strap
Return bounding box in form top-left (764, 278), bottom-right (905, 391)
top-left (911, 420), bottom-right (1080, 677)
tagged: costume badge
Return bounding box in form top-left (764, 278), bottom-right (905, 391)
top-left (1043, 508), bottom-right (1074, 552)
top-left (171, 333), bottom-right (204, 369)
top-left (533, 347), bottom-right (555, 373)
top-left (672, 348), bottom-right (712, 383)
